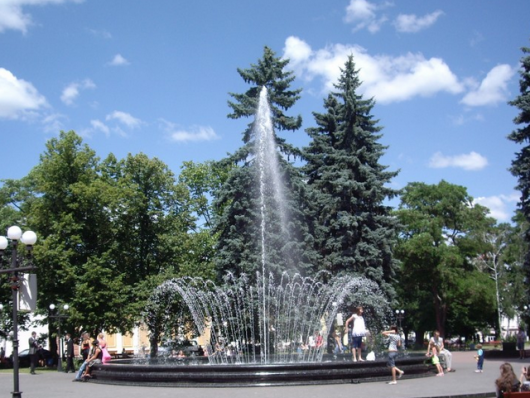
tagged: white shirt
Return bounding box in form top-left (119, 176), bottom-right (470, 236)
top-left (352, 314), bottom-right (366, 337)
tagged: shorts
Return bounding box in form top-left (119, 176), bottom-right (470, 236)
top-left (387, 351), bottom-right (398, 368)
top-left (517, 342), bottom-right (525, 350)
top-left (352, 336), bottom-right (363, 349)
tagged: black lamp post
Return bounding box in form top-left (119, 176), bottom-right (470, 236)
top-left (48, 304), bottom-right (69, 372)
top-left (395, 309), bottom-right (405, 330)
top-left (395, 309), bottom-right (405, 348)
top-left (0, 226), bottom-right (37, 398)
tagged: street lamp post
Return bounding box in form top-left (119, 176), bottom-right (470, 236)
top-left (395, 309), bottom-right (405, 330)
top-left (395, 309), bottom-right (405, 348)
top-left (0, 226), bottom-right (37, 398)
top-left (48, 304), bottom-right (69, 372)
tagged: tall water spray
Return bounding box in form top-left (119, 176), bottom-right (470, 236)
top-left (147, 87), bottom-right (390, 365)
top-left (255, 86), bottom-right (288, 361)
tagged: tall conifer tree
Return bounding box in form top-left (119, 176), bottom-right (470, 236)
top-left (214, 47), bottom-right (317, 281)
top-left (508, 43), bottom-right (530, 303)
top-left (303, 56), bottom-right (399, 298)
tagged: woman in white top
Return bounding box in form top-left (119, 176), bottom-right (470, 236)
top-left (382, 325), bottom-right (404, 384)
top-left (345, 306), bottom-right (367, 362)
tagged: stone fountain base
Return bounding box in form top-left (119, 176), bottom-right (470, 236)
top-left (91, 354), bottom-right (433, 387)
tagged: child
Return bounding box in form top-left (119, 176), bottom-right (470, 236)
top-left (432, 346), bottom-right (444, 376)
top-left (474, 344), bottom-right (484, 373)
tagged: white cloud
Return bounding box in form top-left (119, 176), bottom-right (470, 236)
top-left (87, 28), bottom-right (112, 39)
top-left (461, 64), bottom-right (515, 106)
top-left (0, 67), bottom-right (47, 119)
top-left (0, 0), bottom-right (84, 34)
top-left (283, 37), bottom-right (463, 104)
top-left (109, 54), bottom-right (129, 66)
top-left (41, 112), bottom-right (67, 133)
top-left (90, 119), bottom-right (110, 136)
top-left (106, 111), bottom-right (142, 128)
top-left (60, 79), bottom-right (95, 105)
top-left (428, 151), bottom-right (488, 171)
top-left (344, 0), bottom-right (388, 33)
top-left (160, 120), bottom-right (220, 143)
top-left (393, 10), bottom-right (444, 33)
top-left (474, 193), bottom-right (519, 222)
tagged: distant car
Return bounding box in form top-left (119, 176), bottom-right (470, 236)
top-left (9, 348), bottom-right (55, 368)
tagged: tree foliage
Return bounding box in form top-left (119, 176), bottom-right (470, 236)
top-left (508, 42), bottom-right (530, 306)
top-left (214, 46), bottom-right (318, 281)
top-left (303, 56), bottom-right (400, 300)
top-left (394, 181), bottom-right (497, 339)
top-left (0, 131), bottom-right (203, 336)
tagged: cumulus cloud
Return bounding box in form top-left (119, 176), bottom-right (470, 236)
top-left (0, 0), bottom-right (84, 34)
top-left (41, 112), bottom-right (67, 133)
top-left (60, 79), bottom-right (95, 105)
top-left (474, 193), bottom-right (519, 222)
top-left (344, 0), bottom-right (388, 33)
top-left (160, 119), bottom-right (220, 143)
top-left (283, 36), bottom-right (463, 104)
top-left (428, 151), bottom-right (488, 171)
top-left (90, 119), bottom-right (110, 136)
top-left (0, 67), bottom-right (47, 119)
top-left (109, 54), bottom-right (130, 66)
top-left (106, 111), bottom-right (142, 128)
top-left (393, 10), bottom-right (444, 33)
top-left (461, 64), bottom-right (515, 106)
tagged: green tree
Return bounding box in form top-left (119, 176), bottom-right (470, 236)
top-left (178, 160), bottom-right (232, 230)
top-left (508, 42), bottom-right (530, 306)
top-left (26, 131), bottom-right (131, 334)
top-left (214, 46), bottom-right (318, 281)
top-left (302, 56), bottom-right (400, 300)
top-left (394, 181), bottom-right (497, 339)
top-left (470, 223), bottom-right (523, 337)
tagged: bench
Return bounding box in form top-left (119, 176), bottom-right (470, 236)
top-left (504, 392), bottom-right (530, 397)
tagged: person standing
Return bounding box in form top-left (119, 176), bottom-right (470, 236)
top-left (81, 332), bottom-right (91, 361)
top-left (28, 331), bottom-right (39, 375)
top-left (426, 330), bottom-right (453, 372)
top-left (65, 333), bottom-right (75, 373)
top-left (517, 326), bottom-right (526, 359)
top-left (345, 306), bottom-right (367, 362)
top-left (382, 325), bottom-right (404, 385)
top-left (431, 346), bottom-right (444, 376)
top-left (474, 343), bottom-right (484, 373)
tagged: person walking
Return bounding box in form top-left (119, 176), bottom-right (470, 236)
top-left (28, 331), bottom-right (40, 375)
top-left (65, 333), bottom-right (75, 373)
top-left (345, 306), bottom-right (367, 362)
top-left (382, 325), bottom-right (404, 385)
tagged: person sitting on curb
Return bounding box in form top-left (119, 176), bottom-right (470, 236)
top-left (73, 339), bottom-right (102, 382)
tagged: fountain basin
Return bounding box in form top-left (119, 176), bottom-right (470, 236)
top-left (91, 354), bottom-right (433, 387)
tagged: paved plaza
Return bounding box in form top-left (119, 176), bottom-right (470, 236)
top-left (1, 352), bottom-right (526, 398)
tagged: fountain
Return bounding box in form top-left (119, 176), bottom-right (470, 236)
top-left (91, 87), bottom-right (432, 386)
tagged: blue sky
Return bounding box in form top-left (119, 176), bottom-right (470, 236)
top-left (0, 0), bottom-right (529, 222)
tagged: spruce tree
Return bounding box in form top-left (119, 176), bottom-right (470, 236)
top-left (214, 47), bottom-right (317, 281)
top-left (303, 55), bottom-right (400, 299)
top-left (508, 43), bottom-right (530, 304)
